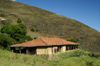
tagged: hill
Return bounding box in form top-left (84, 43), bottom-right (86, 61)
top-left (0, 0), bottom-right (100, 52)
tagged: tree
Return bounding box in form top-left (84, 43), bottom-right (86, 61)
top-left (31, 28), bottom-right (35, 32)
top-left (1, 24), bottom-right (33, 42)
top-left (0, 34), bottom-right (16, 50)
top-left (1, 25), bottom-right (22, 37)
top-left (18, 23), bottom-right (27, 35)
top-left (17, 18), bottom-right (22, 23)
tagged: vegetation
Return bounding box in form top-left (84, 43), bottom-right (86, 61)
top-left (0, 20), bottom-right (32, 49)
top-left (31, 28), bottom-right (35, 32)
top-left (67, 39), bottom-right (78, 43)
top-left (0, 0), bottom-right (100, 52)
top-left (0, 34), bottom-right (16, 50)
top-left (1, 25), bottom-right (22, 37)
top-left (0, 49), bottom-right (100, 66)
top-left (17, 18), bottom-right (22, 23)
top-left (1, 24), bottom-right (32, 42)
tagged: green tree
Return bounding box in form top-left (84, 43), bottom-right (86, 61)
top-left (18, 23), bottom-right (27, 35)
top-left (31, 28), bottom-right (35, 32)
top-left (1, 24), bottom-right (33, 48)
top-left (1, 25), bottom-right (22, 37)
top-left (17, 18), bottom-right (22, 23)
top-left (0, 34), bottom-right (16, 50)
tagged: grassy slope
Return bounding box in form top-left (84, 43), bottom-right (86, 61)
top-left (0, 0), bottom-right (100, 52)
top-left (0, 49), bottom-right (100, 66)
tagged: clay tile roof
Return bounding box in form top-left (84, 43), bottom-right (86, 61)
top-left (11, 37), bottom-right (79, 47)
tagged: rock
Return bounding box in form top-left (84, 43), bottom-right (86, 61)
top-left (0, 17), bottom-right (10, 25)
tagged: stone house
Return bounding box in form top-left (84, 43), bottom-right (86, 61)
top-left (11, 38), bottom-right (79, 55)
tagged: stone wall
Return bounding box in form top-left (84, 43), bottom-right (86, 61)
top-left (61, 46), bottom-right (66, 52)
top-left (36, 47), bottom-right (47, 55)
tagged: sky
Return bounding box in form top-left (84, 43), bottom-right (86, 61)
top-left (15, 0), bottom-right (100, 32)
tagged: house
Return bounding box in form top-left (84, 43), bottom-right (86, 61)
top-left (11, 37), bottom-right (79, 56)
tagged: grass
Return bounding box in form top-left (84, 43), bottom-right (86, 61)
top-left (0, 0), bottom-right (100, 52)
top-left (0, 49), bottom-right (49, 66)
top-left (0, 49), bottom-right (100, 66)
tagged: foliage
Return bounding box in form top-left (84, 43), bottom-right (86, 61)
top-left (18, 23), bottom-right (26, 29)
top-left (58, 49), bottom-right (91, 59)
top-left (67, 39), bottom-right (78, 43)
top-left (31, 28), bottom-right (35, 32)
top-left (17, 18), bottom-right (22, 23)
top-left (1, 25), bottom-right (22, 36)
top-left (0, 34), bottom-right (16, 50)
top-left (18, 23), bottom-right (27, 35)
top-left (1, 24), bottom-right (33, 44)
top-left (34, 37), bottom-right (37, 39)
top-left (24, 35), bottom-right (33, 41)
top-left (0, 49), bottom-right (100, 66)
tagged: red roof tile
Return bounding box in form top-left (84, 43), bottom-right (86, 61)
top-left (11, 38), bottom-right (79, 47)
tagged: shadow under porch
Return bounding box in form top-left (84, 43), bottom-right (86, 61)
top-left (66, 45), bottom-right (79, 51)
top-left (11, 47), bottom-right (37, 55)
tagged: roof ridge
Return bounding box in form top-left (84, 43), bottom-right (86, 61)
top-left (40, 38), bottom-right (49, 46)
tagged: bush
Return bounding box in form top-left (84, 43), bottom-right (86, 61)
top-left (1, 25), bottom-right (28, 41)
top-left (0, 24), bottom-right (33, 50)
top-left (31, 28), bottom-right (35, 32)
top-left (1, 25), bottom-right (22, 36)
top-left (34, 37), bottom-right (37, 39)
top-left (17, 18), bottom-right (22, 23)
top-left (18, 23), bottom-right (27, 35)
top-left (21, 28), bottom-right (27, 35)
top-left (18, 23), bottom-right (26, 29)
top-left (24, 35), bottom-right (33, 41)
top-left (67, 39), bottom-right (78, 43)
top-left (0, 34), bottom-right (16, 50)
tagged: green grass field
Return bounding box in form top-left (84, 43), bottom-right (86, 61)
top-left (0, 49), bottom-right (100, 66)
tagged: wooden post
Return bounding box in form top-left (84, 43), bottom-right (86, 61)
top-left (47, 47), bottom-right (48, 55)
top-left (26, 48), bottom-right (29, 54)
top-left (68, 46), bottom-right (69, 50)
top-left (19, 47), bottom-right (21, 54)
top-left (72, 46), bottom-right (74, 49)
top-left (52, 47), bottom-right (54, 54)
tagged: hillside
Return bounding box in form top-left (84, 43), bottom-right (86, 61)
top-left (0, 49), bottom-right (100, 66)
top-left (0, 0), bottom-right (100, 52)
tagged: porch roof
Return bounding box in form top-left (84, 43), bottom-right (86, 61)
top-left (11, 38), bottom-right (79, 47)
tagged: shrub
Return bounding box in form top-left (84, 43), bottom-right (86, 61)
top-left (34, 37), bottom-right (37, 39)
top-left (18, 23), bottom-right (26, 29)
top-left (0, 34), bottom-right (16, 50)
top-left (24, 35), bottom-right (33, 41)
top-left (18, 23), bottom-right (27, 35)
top-left (1, 25), bottom-right (28, 40)
top-left (17, 18), bottom-right (22, 23)
top-left (21, 28), bottom-right (27, 35)
top-left (1, 25), bottom-right (22, 36)
top-left (67, 39), bottom-right (78, 43)
top-left (31, 28), bottom-right (35, 32)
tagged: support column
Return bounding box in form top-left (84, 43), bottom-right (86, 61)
top-left (47, 47), bottom-right (48, 55)
top-left (52, 47), bottom-right (54, 54)
top-left (61, 46), bottom-right (66, 52)
top-left (26, 48), bottom-right (29, 54)
top-left (68, 46), bottom-right (69, 50)
top-left (72, 46), bottom-right (74, 49)
top-left (19, 47), bottom-right (21, 54)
